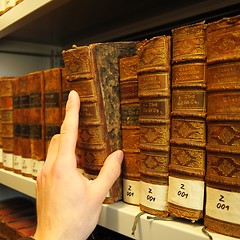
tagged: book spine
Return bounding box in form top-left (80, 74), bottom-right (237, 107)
top-left (20, 74), bottom-right (32, 176)
top-left (0, 78), bottom-right (14, 171)
top-left (28, 71), bottom-right (45, 179)
top-left (120, 55), bottom-right (140, 206)
top-left (204, 15), bottom-right (240, 238)
top-left (62, 42), bottom-right (137, 203)
top-left (0, 95), bottom-right (2, 168)
top-left (44, 68), bottom-right (62, 155)
top-left (12, 77), bottom-right (22, 173)
top-left (137, 36), bottom-right (171, 217)
top-left (168, 22), bottom-right (207, 221)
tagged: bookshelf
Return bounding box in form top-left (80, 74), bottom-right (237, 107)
top-left (0, 168), bottom-right (235, 240)
top-left (0, 0), bottom-right (240, 239)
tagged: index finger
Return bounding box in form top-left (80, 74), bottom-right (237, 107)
top-left (57, 90), bottom-right (80, 166)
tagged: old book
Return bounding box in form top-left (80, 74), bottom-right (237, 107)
top-left (62, 42), bottom-right (137, 203)
top-left (43, 68), bottom-right (62, 155)
top-left (61, 68), bottom-right (71, 122)
top-left (0, 77), bottom-right (15, 171)
top-left (204, 15), bottom-right (240, 238)
top-left (167, 22), bottom-right (207, 221)
top-left (119, 55), bottom-right (140, 205)
top-left (136, 36), bottom-right (171, 217)
top-left (12, 77), bottom-right (22, 173)
top-left (19, 74), bottom-right (32, 177)
top-left (0, 92), bottom-right (2, 168)
top-left (28, 71), bottom-right (45, 179)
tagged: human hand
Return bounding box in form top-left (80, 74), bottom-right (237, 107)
top-left (33, 90), bottom-right (123, 240)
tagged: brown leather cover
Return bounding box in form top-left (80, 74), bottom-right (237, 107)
top-left (62, 42), bottom-right (137, 203)
top-left (204, 15), bottom-right (240, 238)
top-left (119, 55), bottom-right (140, 205)
top-left (12, 77), bottom-right (22, 173)
top-left (43, 68), bottom-right (63, 153)
top-left (168, 21), bottom-right (207, 221)
top-left (0, 77), bottom-right (15, 171)
top-left (28, 71), bottom-right (45, 178)
top-left (19, 74), bottom-right (32, 177)
top-left (137, 36), bottom-right (171, 217)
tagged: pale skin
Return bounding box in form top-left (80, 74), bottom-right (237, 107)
top-left (33, 90), bottom-right (123, 240)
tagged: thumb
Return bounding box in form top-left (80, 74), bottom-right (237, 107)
top-left (93, 150), bottom-right (123, 202)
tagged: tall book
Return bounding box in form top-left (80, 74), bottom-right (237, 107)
top-left (0, 77), bottom-right (15, 171)
top-left (0, 89), bottom-right (2, 168)
top-left (167, 22), bottom-right (207, 221)
top-left (19, 74), bottom-right (32, 176)
top-left (204, 15), bottom-right (240, 238)
top-left (137, 36), bottom-right (171, 216)
top-left (119, 54), bottom-right (140, 205)
top-left (29, 71), bottom-right (45, 179)
top-left (12, 77), bottom-right (22, 173)
top-left (43, 68), bottom-right (62, 155)
top-left (62, 42), bottom-right (137, 203)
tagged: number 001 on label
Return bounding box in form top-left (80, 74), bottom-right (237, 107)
top-left (206, 187), bottom-right (240, 225)
top-left (140, 181), bottom-right (168, 211)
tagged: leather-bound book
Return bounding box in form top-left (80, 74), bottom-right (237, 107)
top-left (0, 77), bottom-right (15, 171)
top-left (61, 68), bottom-right (71, 122)
top-left (12, 77), bottom-right (22, 173)
top-left (62, 42), bottom-right (137, 203)
top-left (204, 15), bottom-right (240, 238)
top-left (28, 71), bottom-right (45, 179)
top-left (168, 22), bottom-right (207, 221)
top-left (119, 54), bottom-right (140, 205)
top-left (137, 36), bottom-right (171, 217)
top-left (19, 74), bottom-right (32, 176)
top-left (0, 88), bottom-right (2, 168)
top-left (43, 68), bottom-right (62, 154)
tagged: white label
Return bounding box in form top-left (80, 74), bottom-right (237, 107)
top-left (206, 187), bottom-right (240, 225)
top-left (0, 148), bottom-right (3, 163)
top-left (32, 160), bottom-right (44, 177)
top-left (168, 176), bottom-right (205, 210)
top-left (13, 155), bottom-right (22, 171)
top-left (140, 181), bottom-right (168, 211)
top-left (123, 179), bottom-right (140, 205)
top-left (21, 158), bottom-right (33, 175)
top-left (3, 152), bottom-right (13, 169)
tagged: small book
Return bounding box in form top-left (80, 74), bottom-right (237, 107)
top-left (19, 74), bottom-right (32, 177)
top-left (12, 77), bottom-right (22, 173)
top-left (62, 42), bottom-right (137, 203)
top-left (28, 71), bottom-right (45, 179)
top-left (0, 77), bottom-right (15, 171)
top-left (43, 68), bottom-right (63, 155)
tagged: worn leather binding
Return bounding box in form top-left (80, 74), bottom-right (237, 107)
top-left (12, 77), bottom-right (22, 173)
top-left (204, 15), bottom-right (240, 238)
top-left (0, 80), bottom-right (3, 168)
top-left (0, 77), bottom-right (15, 171)
top-left (119, 55), bottom-right (140, 205)
top-left (43, 68), bottom-right (63, 155)
top-left (62, 42), bottom-right (137, 203)
top-left (168, 22), bottom-right (207, 221)
top-left (28, 71), bottom-right (45, 179)
top-left (20, 74), bottom-right (32, 177)
top-left (137, 36), bottom-right (171, 217)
